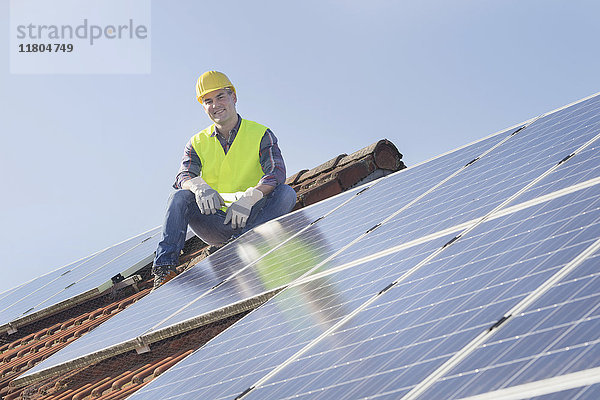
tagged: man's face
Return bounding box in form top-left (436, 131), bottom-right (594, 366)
top-left (201, 88), bottom-right (237, 126)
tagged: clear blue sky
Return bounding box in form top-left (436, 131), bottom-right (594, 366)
top-left (1, 0), bottom-right (599, 294)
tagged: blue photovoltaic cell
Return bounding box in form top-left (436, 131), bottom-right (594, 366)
top-left (0, 227), bottom-right (160, 328)
top-left (419, 252), bottom-right (600, 400)
top-left (126, 234), bottom-right (456, 400)
top-left (243, 184), bottom-right (600, 399)
top-left (314, 94), bottom-right (600, 271)
top-left (512, 142), bottom-right (600, 204)
top-left (21, 129), bottom-right (509, 381)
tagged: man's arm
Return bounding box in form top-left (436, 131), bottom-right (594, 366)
top-left (173, 139), bottom-right (202, 189)
top-left (256, 128), bottom-right (286, 194)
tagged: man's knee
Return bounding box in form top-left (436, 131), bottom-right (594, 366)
top-left (168, 189), bottom-right (195, 208)
top-left (276, 184), bottom-right (298, 212)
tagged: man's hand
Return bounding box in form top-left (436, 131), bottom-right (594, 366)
top-left (182, 176), bottom-right (225, 214)
top-left (224, 187), bottom-right (264, 229)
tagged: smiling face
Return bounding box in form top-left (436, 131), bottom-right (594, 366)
top-left (201, 88), bottom-right (238, 128)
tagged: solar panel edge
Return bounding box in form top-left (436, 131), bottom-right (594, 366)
top-left (11, 288), bottom-right (282, 387)
top-left (450, 366), bottom-right (600, 400)
top-left (535, 91), bottom-right (600, 123)
top-left (142, 290), bottom-right (280, 347)
top-left (0, 286), bottom-right (104, 336)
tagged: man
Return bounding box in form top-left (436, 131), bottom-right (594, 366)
top-left (152, 71), bottom-right (297, 290)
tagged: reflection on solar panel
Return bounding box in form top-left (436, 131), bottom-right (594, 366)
top-left (13, 93), bottom-right (600, 399)
top-left (0, 227), bottom-right (162, 334)
top-left (118, 93), bottom-right (600, 400)
top-left (17, 187), bottom-right (368, 383)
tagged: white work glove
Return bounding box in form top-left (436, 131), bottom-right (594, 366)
top-left (224, 187), bottom-right (263, 229)
top-left (182, 176), bottom-right (225, 214)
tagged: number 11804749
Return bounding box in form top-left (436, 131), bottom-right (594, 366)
top-left (18, 43), bottom-right (73, 53)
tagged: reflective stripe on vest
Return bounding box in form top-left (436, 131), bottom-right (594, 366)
top-left (190, 119), bottom-right (266, 208)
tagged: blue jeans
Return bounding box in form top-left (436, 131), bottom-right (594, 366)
top-left (153, 184), bottom-right (297, 269)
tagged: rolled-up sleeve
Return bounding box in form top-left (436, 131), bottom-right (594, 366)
top-left (173, 139), bottom-right (202, 189)
top-left (258, 129), bottom-right (286, 187)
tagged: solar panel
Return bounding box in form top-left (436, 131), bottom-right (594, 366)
top-left (16, 123), bottom-right (511, 385)
top-left (0, 227), bottom-right (162, 334)
top-left (119, 93), bottom-right (600, 400)
top-left (417, 252), bottom-right (600, 399)
top-left (243, 185), bottom-right (600, 400)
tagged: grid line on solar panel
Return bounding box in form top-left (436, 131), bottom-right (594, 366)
top-left (445, 367), bottom-right (600, 400)
top-left (417, 253), bottom-right (600, 400)
top-left (15, 125), bottom-right (519, 388)
top-left (239, 183), bottom-right (600, 399)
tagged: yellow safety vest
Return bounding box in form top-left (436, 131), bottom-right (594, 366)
top-left (190, 119), bottom-right (266, 208)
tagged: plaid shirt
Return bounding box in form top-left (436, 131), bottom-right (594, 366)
top-left (173, 116), bottom-right (286, 189)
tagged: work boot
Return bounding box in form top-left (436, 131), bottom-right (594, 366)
top-left (151, 266), bottom-right (178, 292)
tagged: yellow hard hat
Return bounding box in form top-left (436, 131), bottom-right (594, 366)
top-left (196, 71), bottom-right (236, 103)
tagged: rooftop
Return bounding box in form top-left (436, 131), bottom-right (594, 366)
top-left (1, 139), bottom-right (405, 400)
